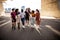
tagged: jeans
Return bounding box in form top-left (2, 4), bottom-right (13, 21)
top-left (21, 18), bottom-right (25, 25)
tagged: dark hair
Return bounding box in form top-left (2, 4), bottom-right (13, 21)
top-left (15, 9), bottom-right (19, 12)
top-left (15, 9), bottom-right (19, 15)
top-left (12, 8), bottom-right (15, 11)
top-left (36, 9), bottom-right (39, 13)
top-left (32, 10), bottom-right (35, 13)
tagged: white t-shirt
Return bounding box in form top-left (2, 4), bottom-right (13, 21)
top-left (20, 12), bottom-right (25, 18)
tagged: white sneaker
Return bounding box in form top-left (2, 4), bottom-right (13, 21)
top-left (22, 26), bottom-right (25, 28)
top-left (34, 24), bottom-right (36, 27)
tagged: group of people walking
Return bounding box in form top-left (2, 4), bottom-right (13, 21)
top-left (11, 8), bottom-right (41, 30)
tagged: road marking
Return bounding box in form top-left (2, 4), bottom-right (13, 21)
top-left (0, 21), bottom-right (11, 27)
top-left (34, 24), bottom-right (41, 35)
top-left (45, 25), bottom-right (60, 36)
top-left (35, 27), bottom-right (41, 34)
top-left (0, 20), bottom-right (6, 23)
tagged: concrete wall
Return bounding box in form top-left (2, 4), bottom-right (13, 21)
top-left (0, 0), bottom-right (60, 18)
top-left (0, 2), bottom-right (4, 15)
top-left (41, 0), bottom-right (60, 18)
top-left (0, 0), bottom-right (7, 2)
top-left (0, 0), bottom-right (6, 15)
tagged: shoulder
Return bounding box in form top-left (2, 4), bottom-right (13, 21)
top-left (11, 12), bottom-right (16, 13)
top-left (11, 12), bottom-right (13, 15)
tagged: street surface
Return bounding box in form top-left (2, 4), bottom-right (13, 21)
top-left (0, 16), bottom-right (60, 40)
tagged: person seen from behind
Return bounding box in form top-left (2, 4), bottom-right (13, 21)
top-left (20, 9), bottom-right (25, 29)
top-left (25, 8), bottom-right (30, 26)
top-left (35, 9), bottom-right (41, 28)
top-left (30, 10), bottom-right (35, 28)
top-left (15, 9), bottom-right (20, 29)
top-left (11, 8), bottom-right (16, 30)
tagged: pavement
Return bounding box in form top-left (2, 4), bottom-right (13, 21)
top-left (0, 16), bottom-right (10, 25)
top-left (0, 16), bottom-right (60, 40)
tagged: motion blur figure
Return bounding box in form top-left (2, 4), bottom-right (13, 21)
top-left (15, 9), bottom-right (20, 29)
top-left (25, 8), bottom-right (30, 26)
top-left (11, 8), bottom-right (16, 30)
top-left (30, 10), bottom-right (35, 28)
top-left (35, 9), bottom-right (41, 28)
top-left (20, 9), bottom-right (25, 28)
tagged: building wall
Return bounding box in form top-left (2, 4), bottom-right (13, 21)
top-left (0, 0), bottom-right (60, 18)
top-left (0, 2), bottom-right (4, 15)
top-left (0, 0), bottom-right (6, 2)
top-left (41, 0), bottom-right (60, 18)
top-left (0, 0), bottom-right (6, 15)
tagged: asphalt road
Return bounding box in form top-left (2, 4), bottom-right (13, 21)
top-left (0, 16), bottom-right (60, 40)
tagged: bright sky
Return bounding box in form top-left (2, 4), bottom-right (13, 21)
top-left (3, 0), bottom-right (41, 10)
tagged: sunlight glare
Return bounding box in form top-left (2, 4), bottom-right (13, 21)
top-left (3, 0), bottom-right (41, 10)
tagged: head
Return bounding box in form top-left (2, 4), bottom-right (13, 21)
top-left (36, 9), bottom-right (39, 13)
top-left (28, 8), bottom-right (30, 11)
top-left (15, 9), bottom-right (19, 13)
top-left (31, 10), bottom-right (35, 13)
top-left (21, 9), bottom-right (23, 12)
top-left (12, 8), bottom-right (15, 12)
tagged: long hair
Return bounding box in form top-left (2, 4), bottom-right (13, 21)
top-left (15, 9), bottom-right (19, 15)
top-left (36, 9), bottom-right (40, 13)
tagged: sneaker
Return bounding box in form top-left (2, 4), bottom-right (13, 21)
top-left (22, 26), bottom-right (25, 28)
top-left (34, 24), bottom-right (36, 27)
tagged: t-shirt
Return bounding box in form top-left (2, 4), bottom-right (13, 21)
top-left (25, 11), bottom-right (29, 18)
top-left (31, 13), bottom-right (35, 17)
top-left (20, 12), bottom-right (25, 18)
top-left (11, 12), bottom-right (16, 18)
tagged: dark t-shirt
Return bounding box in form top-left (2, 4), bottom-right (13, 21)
top-left (16, 12), bottom-right (20, 15)
top-left (25, 11), bottom-right (29, 18)
top-left (11, 12), bottom-right (16, 18)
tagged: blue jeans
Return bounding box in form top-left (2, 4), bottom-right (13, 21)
top-left (21, 18), bottom-right (25, 25)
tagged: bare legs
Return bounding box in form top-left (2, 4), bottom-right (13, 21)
top-left (12, 22), bottom-right (16, 30)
